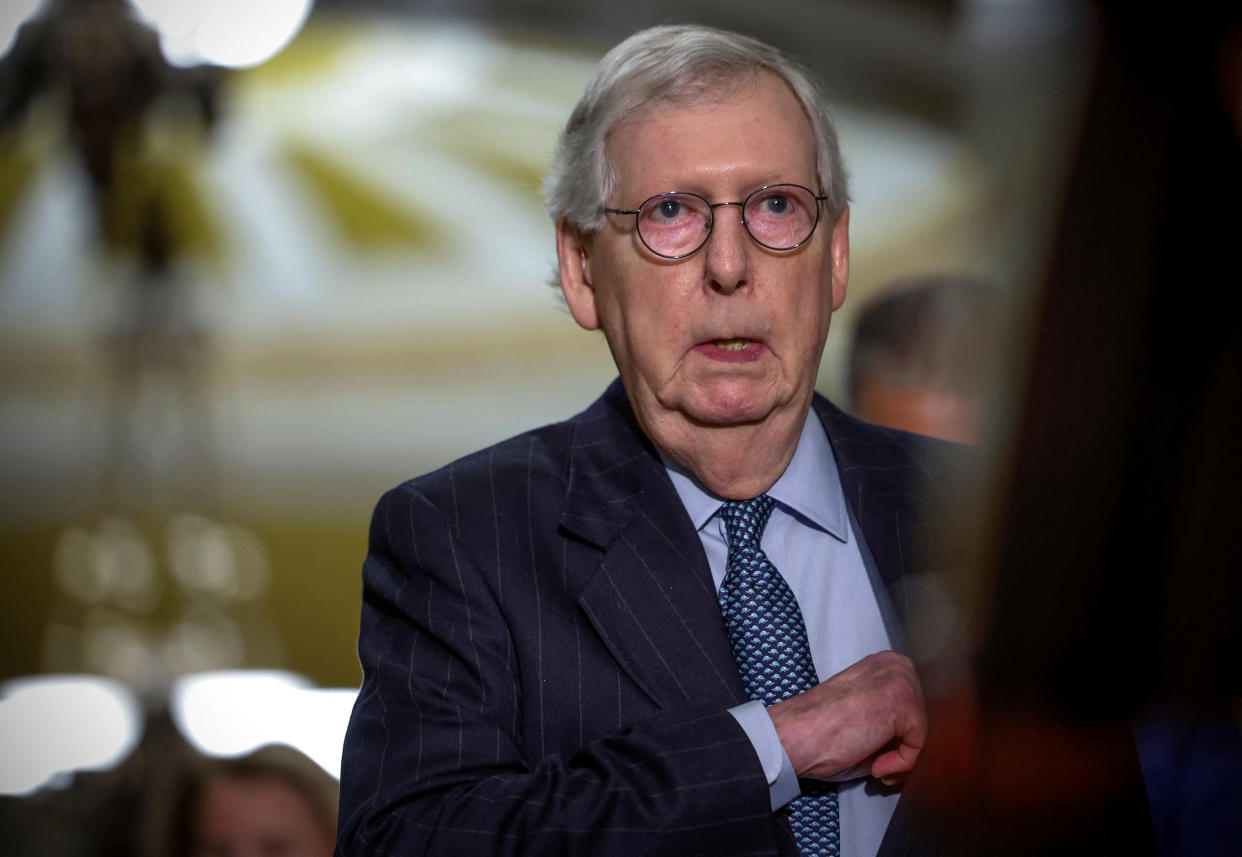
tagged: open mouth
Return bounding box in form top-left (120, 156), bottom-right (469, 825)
top-left (695, 337), bottom-right (765, 363)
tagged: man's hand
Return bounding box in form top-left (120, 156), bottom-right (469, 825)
top-left (767, 650), bottom-right (926, 786)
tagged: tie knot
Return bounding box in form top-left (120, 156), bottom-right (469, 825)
top-left (719, 494), bottom-right (775, 551)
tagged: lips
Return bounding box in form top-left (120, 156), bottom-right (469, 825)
top-left (693, 337), bottom-right (766, 363)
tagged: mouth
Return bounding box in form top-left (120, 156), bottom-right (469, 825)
top-left (694, 337), bottom-right (766, 363)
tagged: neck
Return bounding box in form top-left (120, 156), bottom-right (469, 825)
top-left (647, 405), bottom-right (808, 500)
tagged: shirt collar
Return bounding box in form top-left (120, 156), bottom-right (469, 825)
top-left (659, 409), bottom-right (849, 543)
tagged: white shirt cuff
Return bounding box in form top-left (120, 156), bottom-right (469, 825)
top-left (727, 699), bottom-right (801, 811)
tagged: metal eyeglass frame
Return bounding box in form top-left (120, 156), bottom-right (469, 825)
top-left (602, 183), bottom-right (829, 260)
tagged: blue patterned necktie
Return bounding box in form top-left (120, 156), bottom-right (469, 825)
top-left (718, 495), bottom-right (839, 857)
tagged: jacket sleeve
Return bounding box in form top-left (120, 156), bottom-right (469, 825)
top-left (335, 483), bottom-right (785, 857)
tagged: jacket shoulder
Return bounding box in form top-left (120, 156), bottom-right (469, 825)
top-left (812, 393), bottom-right (975, 486)
top-left (387, 416), bottom-right (577, 512)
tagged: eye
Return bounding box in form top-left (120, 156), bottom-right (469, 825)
top-left (761, 193), bottom-right (792, 216)
top-left (652, 197), bottom-right (684, 223)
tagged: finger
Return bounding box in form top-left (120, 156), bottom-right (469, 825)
top-left (870, 741), bottom-right (920, 782)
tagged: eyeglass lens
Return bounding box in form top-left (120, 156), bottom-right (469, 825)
top-left (636, 184), bottom-right (820, 258)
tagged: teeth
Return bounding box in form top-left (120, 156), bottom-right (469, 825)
top-left (714, 339), bottom-right (750, 351)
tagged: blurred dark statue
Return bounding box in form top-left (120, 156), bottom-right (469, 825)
top-left (0, 0), bottom-right (220, 247)
top-left (1, 0), bottom-right (226, 509)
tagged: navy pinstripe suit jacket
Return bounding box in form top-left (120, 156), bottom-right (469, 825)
top-left (337, 379), bottom-right (955, 857)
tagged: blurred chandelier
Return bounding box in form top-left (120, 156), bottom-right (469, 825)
top-left (130, 0), bottom-right (315, 68)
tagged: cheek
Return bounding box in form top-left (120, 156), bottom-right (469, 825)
top-left (613, 298), bottom-right (682, 363)
top-left (780, 265), bottom-right (833, 331)
top-left (599, 269), bottom-right (687, 346)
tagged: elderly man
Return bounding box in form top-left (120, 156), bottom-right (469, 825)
top-left (337, 24), bottom-right (956, 857)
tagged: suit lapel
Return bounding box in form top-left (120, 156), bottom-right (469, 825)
top-left (559, 380), bottom-right (747, 710)
top-left (557, 387), bottom-right (938, 709)
top-left (813, 396), bottom-right (928, 631)
top-left (558, 387), bottom-right (949, 856)
top-left (816, 397), bottom-right (959, 857)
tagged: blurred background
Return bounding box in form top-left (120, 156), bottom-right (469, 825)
top-left (2, 1), bottom-right (1237, 855)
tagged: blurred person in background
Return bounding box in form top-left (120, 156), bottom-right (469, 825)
top-left (160, 744), bottom-right (337, 857)
top-left (846, 274), bottom-right (1006, 445)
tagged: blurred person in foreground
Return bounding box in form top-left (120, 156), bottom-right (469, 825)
top-left (336, 23), bottom-right (1149, 857)
top-left (162, 744), bottom-right (337, 857)
top-left (846, 273), bottom-right (1242, 855)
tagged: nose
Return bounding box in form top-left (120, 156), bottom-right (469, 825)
top-left (702, 203), bottom-right (750, 295)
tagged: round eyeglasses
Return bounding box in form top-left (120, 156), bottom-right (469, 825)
top-left (603, 183), bottom-right (828, 260)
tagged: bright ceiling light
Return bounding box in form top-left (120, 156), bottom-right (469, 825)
top-left (132, 0), bottom-right (314, 69)
top-left (170, 670), bottom-right (356, 778)
top-left (171, 669), bottom-right (310, 757)
top-left (287, 687), bottom-right (357, 778)
top-left (0, 674), bottom-right (142, 796)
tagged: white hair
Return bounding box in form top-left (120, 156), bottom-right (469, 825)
top-left (543, 23), bottom-right (850, 236)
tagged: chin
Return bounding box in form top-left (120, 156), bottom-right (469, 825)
top-left (682, 385), bottom-right (782, 427)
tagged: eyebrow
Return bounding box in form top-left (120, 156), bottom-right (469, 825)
top-left (628, 178), bottom-right (817, 202)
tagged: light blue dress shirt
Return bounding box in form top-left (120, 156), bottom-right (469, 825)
top-left (661, 411), bottom-right (904, 857)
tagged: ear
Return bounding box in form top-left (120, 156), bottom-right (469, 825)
top-left (556, 219), bottom-right (600, 331)
top-left (828, 205), bottom-right (850, 311)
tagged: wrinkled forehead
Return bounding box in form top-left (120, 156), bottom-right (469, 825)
top-left (629, 64), bottom-right (757, 117)
top-left (607, 67), bottom-right (798, 141)
top-left (603, 69), bottom-right (818, 183)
